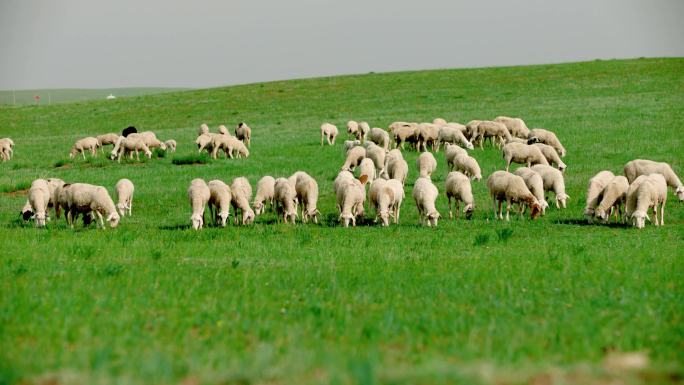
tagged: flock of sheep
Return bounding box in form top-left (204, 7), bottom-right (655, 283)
top-left (5, 115), bottom-right (683, 230)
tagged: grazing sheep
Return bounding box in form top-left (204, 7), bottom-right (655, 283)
top-left (113, 135), bottom-right (152, 162)
top-left (494, 116), bottom-right (531, 138)
top-left (66, 183), bottom-right (120, 229)
top-left (369, 179), bottom-right (396, 226)
top-left (513, 167), bottom-right (549, 215)
top-left (295, 174), bottom-right (320, 223)
top-left (624, 175), bottom-right (648, 219)
top-left (114, 179), bottom-right (135, 217)
top-left (341, 146), bottom-right (366, 171)
top-left (368, 127), bottom-right (390, 149)
top-left (453, 153), bottom-right (482, 181)
top-left (594, 176), bottom-right (629, 223)
top-left (110, 132), bottom-right (162, 159)
top-left (444, 143), bottom-right (468, 171)
top-left (235, 122), bottom-right (252, 147)
top-left (28, 179), bottom-right (50, 227)
top-left (445, 171), bottom-right (474, 219)
top-left (386, 179), bottom-right (405, 223)
top-left (474, 121), bottom-right (512, 148)
top-left (412, 177), bottom-right (441, 227)
top-left (69, 137), bottom-right (101, 159)
top-left (207, 180), bottom-right (232, 227)
top-left (486, 171), bottom-right (542, 221)
top-left (198, 123), bottom-right (209, 135)
top-left (529, 128), bottom-right (566, 157)
top-left (218, 125), bottom-right (229, 135)
top-left (188, 179), bottom-right (210, 230)
top-left (358, 158), bottom-right (376, 185)
top-left (416, 152), bottom-right (437, 178)
top-left (343, 140), bottom-right (361, 152)
top-left (388, 122), bottom-right (419, 149)
top-left (464, 120), bottom-right (482, 142)
top-left (335, 174), bottom-right (368, 227)
top-left (502, 142), bottom-right (549, 172)
top-left (347, 120), bottom-right (359, 136)
top-left (386, 154), bottom-right (409, 185)
top-left (624, 159), bottom-right (684, 201)
top-left (212, 135), bottom-right (249, 159)
top-left (433, 118), bottom-right (447, 126)
top-left (164, 139), bottom-right (177, 152)
top-left (230, 177), bottom-right (255, 225)
top-left (628, 174), bottom-right (667, 228)
top-left (0, 137), bottom-right (15, 161)
top-left (532, 143), bottom-right (566, 171)
top-left (358, 121), bottom-right (370, 142)
top-left (320, 123), bottom-right (339, 146)
top-left (417, 123), bottom-right (440, 152)
top-left (530, 164), bottom-right (570, 208)
top-left (584, 171), bottom-right (616, 220)
top-left (96, 133), bottom-right (120, 153)
top-left (253, 176), bottom-right (276, 215)
top-left (365, 143), bottom-right (387, 176)
top-left (437, 124), bottom-right (474, 151)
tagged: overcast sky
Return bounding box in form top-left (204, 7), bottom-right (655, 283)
top-left (1, 0), bottom-right (682, 90)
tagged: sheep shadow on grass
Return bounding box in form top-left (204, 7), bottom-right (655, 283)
top-left (554, 218), bottom-right (631, 228)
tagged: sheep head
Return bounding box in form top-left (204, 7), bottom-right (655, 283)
top-left (107, 212), bottom-right (120, 228)
top-left (464, 204), bottom-right (474, 219)
top-left (631, 210), bottom-right (650, 229)
top-left (34, 212), bottom-right (46, 227)
top-left (556, 193), bottom-right (569, 209)
top-left (529, 202), bottom-right (542, 220)
top-left (191, 213), bottom-right (203, 230)
top-left (676, 186), bottom-right (684, 201)
top-left (427, 211), bottom-right (440, 227)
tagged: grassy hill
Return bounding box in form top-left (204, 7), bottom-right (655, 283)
top-left (1, 58), bottom-right (683, 385)
top-left (0, 87), bottom-right (190, 105)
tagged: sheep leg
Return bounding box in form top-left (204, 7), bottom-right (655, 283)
top-left (321, 133), bottom-right (324, 146)
top-left (660, 201), bottom-right (665, 226)
top-left (505, 199), bottom-right (511, 221)
top-left (81, 149), bottom-right (86, 159)
top-left (447, 196), bottom-right (452, 219)
top-left (652, 203), bottom-right (659, 226)
top-left (492, 197), bottom-right (499, 220)
top-left (67, 209), bottom-right (74, 228)
top-left (95, 211), bottom-right (104, 229)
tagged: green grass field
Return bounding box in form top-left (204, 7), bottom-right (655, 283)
top-left (0, 88), bottom-right (189, 106)
top-left (1, 58), bottom-right (683, 385)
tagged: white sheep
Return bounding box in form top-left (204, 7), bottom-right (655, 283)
top-left (502, 142), bottom-right (549, 172)
top-left (594, 176), bottom-right (629, 223)
top-left (253, 176), bottom-right (276, 215)
top-left (486, 171), bottom-right (542, 221)
top-left (358, 121), bottom-right (370, 142)
top-left (445, 171), bottom-right (474, 219)
top-left (69, 137), bottom-right (101, 159)
top-left (0, 137), bottom-right (14, 161)
top-left (416, 152), bottom-right (437, 178)
top-left (494, 116), bottom-right (530, 138)
top-left (198, 123), bottom-right (209, 135)
top-left (28, 179), bottom-right (50, 227)
top-left (341, 146), bottom-right (366, 171)
top-left (530, 164), bottom-right (570, 208)
top-left (368, 127), bottom-right (390, 149)
top-left (444, 143), bottom-right (468, 171)
top-left (188, 179), bottom-right (210, 230)
top-left (212, 135), bottom-right (250, 159)
top-left (218, 125), bottom-right (229, 135)
top-left (433, 118), bottom-right (448, 126)
top-left (386, 155), bottom-right (409, 185)
top-left (412, 177), bottom-right (441, 226)
top-left (388, 122), bottom-right (419, 149)
top-left (584, 170), bottom-right (615, 220)
top-left (164, 139), bottom-right (177, 152)
top-left (295, 174), bottom-right (320, 223)
top-left (513, 167), bottom-right (549, 215)
top-left (347, 121), bottom-right (359, 137)
top-left (113, 135), bottom-right (152, 162)
top-left (231, 177), bottom-right (255, 225)
top-left (464, 120), bottom-right (482, 142)
top-left (624, 159), bottom-right (684, 201)
top-left (473, 121), bottom-right (512, 148)
top-left (453, 153), bottom-right (482, 181)
top-left (207, 180), bottom-right (232, 227)
top-left (417, 123), bottom-right (440, 152)
top-left (437, 124), bottom-right (474, 151)
top-left (529, 128), bottom-right (566, 157)
top-left (369, 179), bottom-right (396, 226)
top-left (321, 123), bottom-right (339, 146)
top-left (343, 140), bottom-right (361, 152)
top-left (365, 143), bottom-right (387, 176)
top-left (235, 122), bottom-right (252, 147)
top-left (336, 174), bottom-right (368, 227)
top-left (96, 133), bottom-right (120, 153)
top-left (358, 158), bottom-right (376, 185)
top-left (66, 183), bottom-right (120, 228)
top-left (624, 175), bottom-right (648, 220)
top-left (386, 179), bottom-right (405, 223)
top-left (114, 178), bottom-right (135, 217)
top-left (628, 174), bottom-right (667, 228)
top-left (532, 143), bottom-right (566, 171)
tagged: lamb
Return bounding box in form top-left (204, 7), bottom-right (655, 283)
top-left (343, 140), bottom-right (361, 152)
top-left (113, 135), bottom-right (152, 162)
top-left (412, 177), bottom-right (441, 227)
top-left (295, 174), bottom-right (320, 223)
top-left (473, 121), bottom-right (512, 149)
top-left (0, 137), bottom-right (14, 161)
top-left (65, 183), bottom-right (120, 228)
top-left (235, 122), bottom-right (252, 147)
top-left (486, 171), bottom-right (542, 221)
top-left (368, 127), bottom-right (390, 149)
top-left (494, 116), bottom-right (531, 138)
top-left (28, 179), bottom-right (50, 227)
top-left (358, 158), bottom-right (376, 184)
top-left (369, 179), bottom-right (396, 226)
top-left (385, 153), bottom-right (409, 185)
top-left (594, 176), bottom-right (629, 223)
top-left (444, 143), bottom-right (468, 171)
top-left (584, 170), bottom-right (615, 220)
top-left (230, 177), bottom-right (255, 225)
top-left (335, 173), bottom-right (368, 227)
top-left (416, 152), bottom-right (437, 178)
top-left (207, 180), bottom-right (232, 227)
top-left (417, 123), bottom-right (440, 152)
top-left (188, 179), bottom-right (210, 230)
top-left (628, 174), bottom-right (667, 228)
top-left (253, 176), bottom-right (276, 215)
top-left (513, 167), bottom-right (549, 215)
top-left (437, 124), bottom-right (474, 151)
top-left (365, 143), bottom-right (387, 176)
top-left (532, 143), bottom-right (566, 171)
top-left (529, 128), bottom-right (566, 157)
top-left (164, 139), bottom-right (177, 152)
top-left (114, 178), bottom-right (135, 217)
top-left (69, 137), bottom-right (101, 159)
top-left (320, 123), bottom-right (339, 146)
top-left (502, 142), bottom-right (549, 172)
top-left (530, 164), bottom-right (570, 208)
top-left (341, 146), bottom-right (366, 171)
top-left (453, 153), bottom-right (482, 181)
top-left (624, 159), bottom-right (684, 201)
top-left (445, 171), bottom-right (474, 219)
